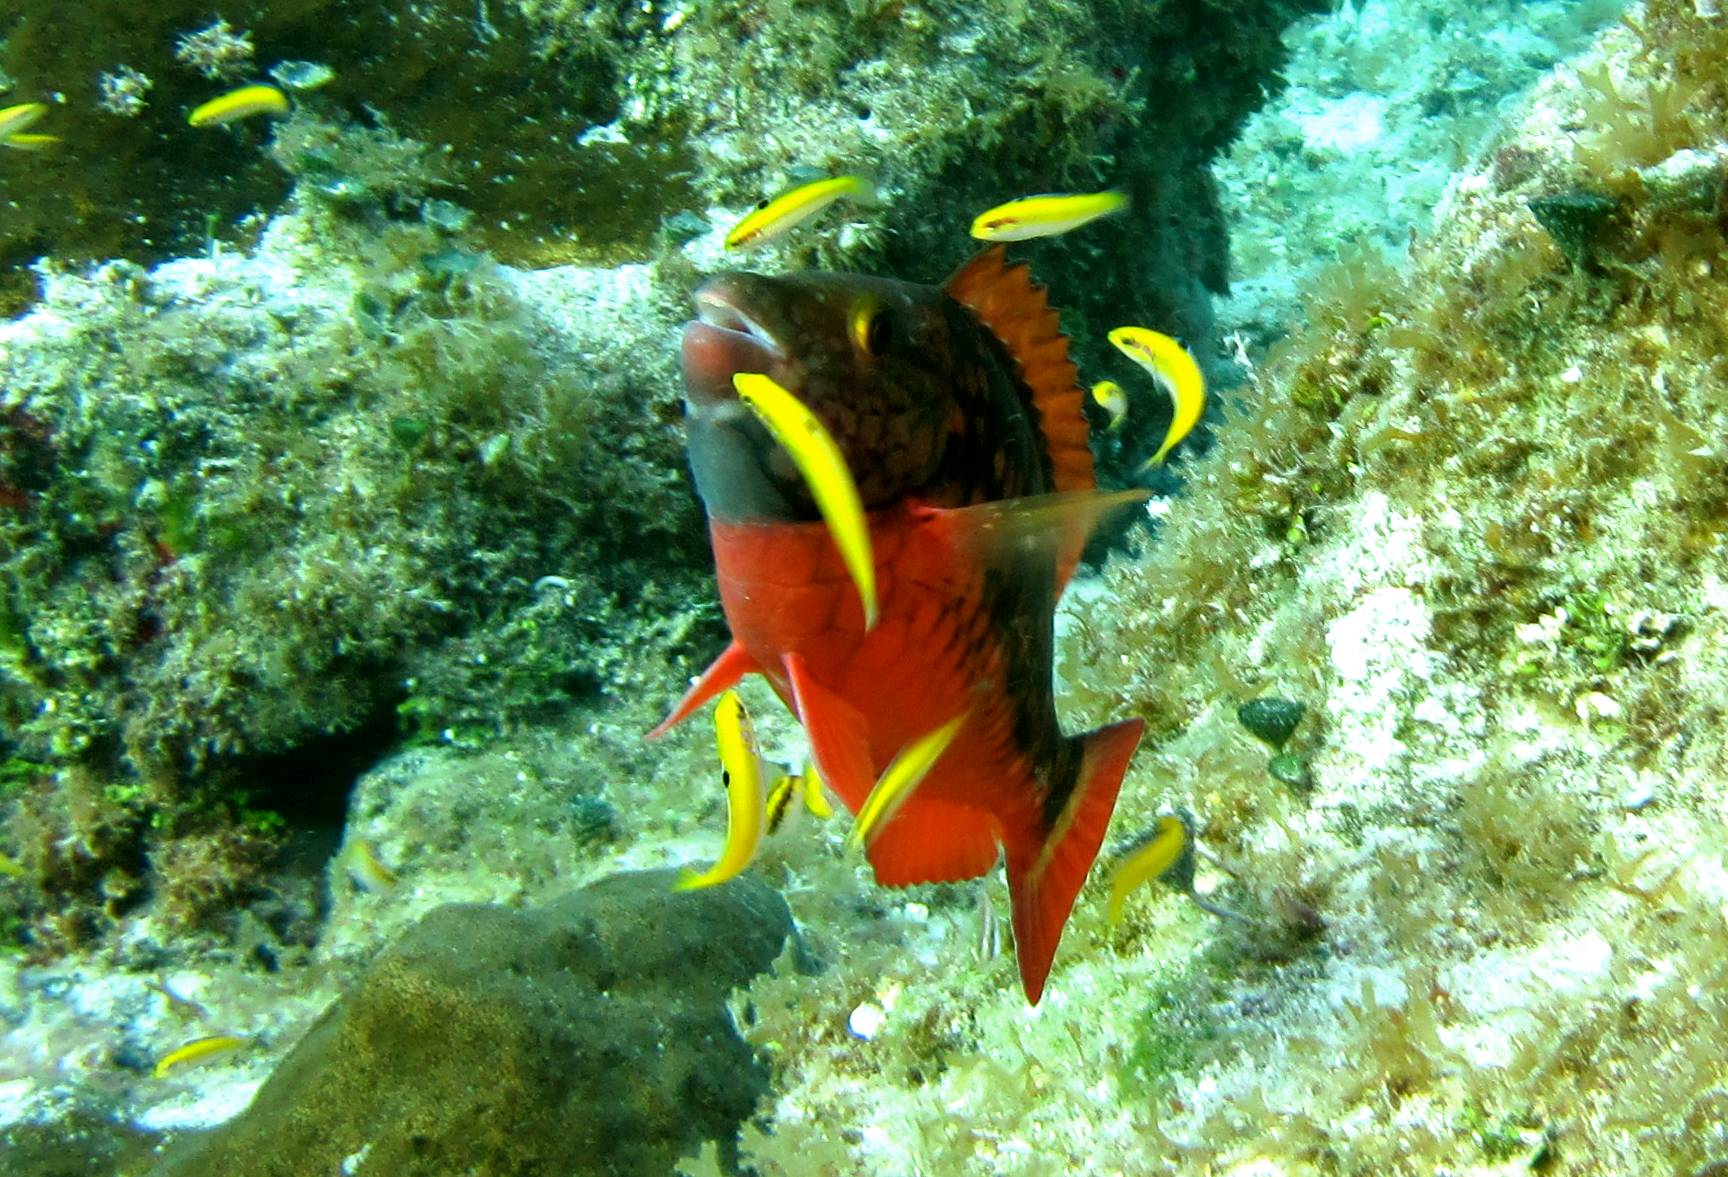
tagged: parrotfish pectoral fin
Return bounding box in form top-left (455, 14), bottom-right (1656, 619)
top-left (646, 640), bottom-right (760, 741)
top-left (928, 489), bottom-right (1149, 593)
top-left (784, 653), bottom-right (875, 813)
top-left (1005, 717), bottom-right (1145, 1005)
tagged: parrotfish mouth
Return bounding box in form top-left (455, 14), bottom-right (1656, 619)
top-left (682, 286), bottom-right (786, 410)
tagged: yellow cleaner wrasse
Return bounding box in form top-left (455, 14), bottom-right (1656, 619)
top-left (153, 1033), bottom-right (251, 1079)
top-left (339, 838), bottom-right (399, 893)
top-left (1107, 326), bottom-right (1206, 468)
top-left (765, 772), bottom-right (800, 836)
top-left (969, 191), bottom-right (1128, 242)
top-left (677, 689), bottom-right (767, 890)
top-left (1106, 814), bottom-right (1186, 924)
top-left (732, 371), bottom-right (879, 630)
top-left (725, 174), bottom-right (875, 250)
top-left (847, 711), bottom-right (968, 851)
top-left (1091, 380), bottom-right (1128, 431)
top-left (799, 764), bottom-right (833, 819)
top-left (0, 103), bottom-right (48, 140)
top-left (188, 84), bottom-right (290, 128)
top-left (0, 133), bottom-right (60, 151)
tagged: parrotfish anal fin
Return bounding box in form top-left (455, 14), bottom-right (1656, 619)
top-left (923, 489), bottom-right (1149, 593)
top-left (943, 245), bottom-right (1095, 498)
top-left (867, 798), bottom-right (1001, 886)
top-left (784, 653), bottom-right (874, 813)
top-left (646, 640), bottom-right (759, 741)
top-left (1006, 717), bottom-right (1144, 1005)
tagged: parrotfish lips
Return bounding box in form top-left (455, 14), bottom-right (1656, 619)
top-left (682, 287), bottom-right (785, 408)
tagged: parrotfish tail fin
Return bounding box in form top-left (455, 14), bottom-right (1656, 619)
top-left (646, 639), bottom-right (759, 741)
top-left (1006, 717), bottom-right (1145, 1005)
top-left (784, 652), bottom-right (875, 813)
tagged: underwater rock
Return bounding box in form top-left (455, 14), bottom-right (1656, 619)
top-left (154, 869), bottom-right (794, 1177)
top-left (1236, 696), bottom-right (1307, 749)
top-left (1527, 189), bottom-right (1624, 265)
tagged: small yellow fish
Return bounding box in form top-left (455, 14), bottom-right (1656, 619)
top-left (725, 174), bottom-right (874, 250)
top-left (798, 763), bottom-right (833, 819)
top-left (0, 133), bottom-right (60, 151)
top-left (0, 103), bottom-right (48, 140)
top-left (1106, 815), bottom-right (1186, 925)
top-left (765, 764), bottom-right (833, 835)
top-left (848, 712), bottom-right (968, 850)
top-left (152, 1033), bottom-right (251, 1079)
top-left (765, 772), bottom-right (799, 836)
top-left (0, 849), bottom-right (24, 878)
top-left (969, 191), bottom-right (1128, 242)
top-left (1091, 380), bottom-right (1128, 431)
top-left (732, 371), bottom-right (878, 629)
top-left (1107, 326), bottom-right (1206, 468)
top-left (677, 689), bottom-right (766, 890)
top-left (338, 838), bottom-right (399, 893)
top-left (188, 84), bottom-right (291, 128)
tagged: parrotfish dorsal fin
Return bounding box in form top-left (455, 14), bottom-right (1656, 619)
top-left (944, 246), bottom-right (1095, 498)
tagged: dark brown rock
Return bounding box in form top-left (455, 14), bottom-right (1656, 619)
top-left (154, 869), bottom-right (794, 1177)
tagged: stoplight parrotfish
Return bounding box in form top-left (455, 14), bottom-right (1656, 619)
top-left (653, 245), bottom-right (1147, 1004)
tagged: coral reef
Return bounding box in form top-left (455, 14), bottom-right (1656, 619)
top-left (154, 869), bottom-right (797, 1176)
top-left (0, 193), bottom-right (712, 952)
top-left (707, 2), bottom-right (1728, 1172)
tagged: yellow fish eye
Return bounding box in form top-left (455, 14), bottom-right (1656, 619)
top-left (850, 300), bottom-right (893, 357)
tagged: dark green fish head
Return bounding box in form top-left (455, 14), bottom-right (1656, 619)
top-left (680, 267), bottom-right (1044, 523)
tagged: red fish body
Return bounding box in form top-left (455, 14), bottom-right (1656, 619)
top-left (655, 247), bottom-right (1145, 1004)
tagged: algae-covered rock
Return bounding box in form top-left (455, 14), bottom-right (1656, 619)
top-left (0, 203), bottom-right (715, 949)
top-left (155, 869), bottom-right (795, 1177)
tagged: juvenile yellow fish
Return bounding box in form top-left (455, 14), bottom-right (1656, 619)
top-left (798, 763), bottom-right (833, 819)
top-left (732, 371), bottom-right (878, 629)
top-left (725, 174), bottom-right (874, 250)
top-left (1106, 814), bottom-right (1186, 924)
top-left (0, 103), bottom-right (48, 140)
top-left (765, 772), bottom-right (799, 836)
top-left (0, 849), bottom-right (24, 878)
top-left (188, 84), bottom-right (290, 128)
top-left (847, 712), bottom-right (968, 850)
top-left (1107, 326), bottom-right (1206, 468)
top-left (338, 838), bottom-right (399, 893)
top-left (0, 133), bottom-right (60, 151)
top-left (1091, 380), bottom-right (1128, 431)
top-left (152, 1033), bottom-right (251, 1078)
top-left (677, 689), bottom-right (766, 890)
top-left (765, 764), bottom-right (833, 834)
top-left (969, 191), bottom-right (1128, 242)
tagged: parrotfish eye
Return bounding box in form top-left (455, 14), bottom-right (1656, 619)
top-left (849, 299), bottom-right (894, 357)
